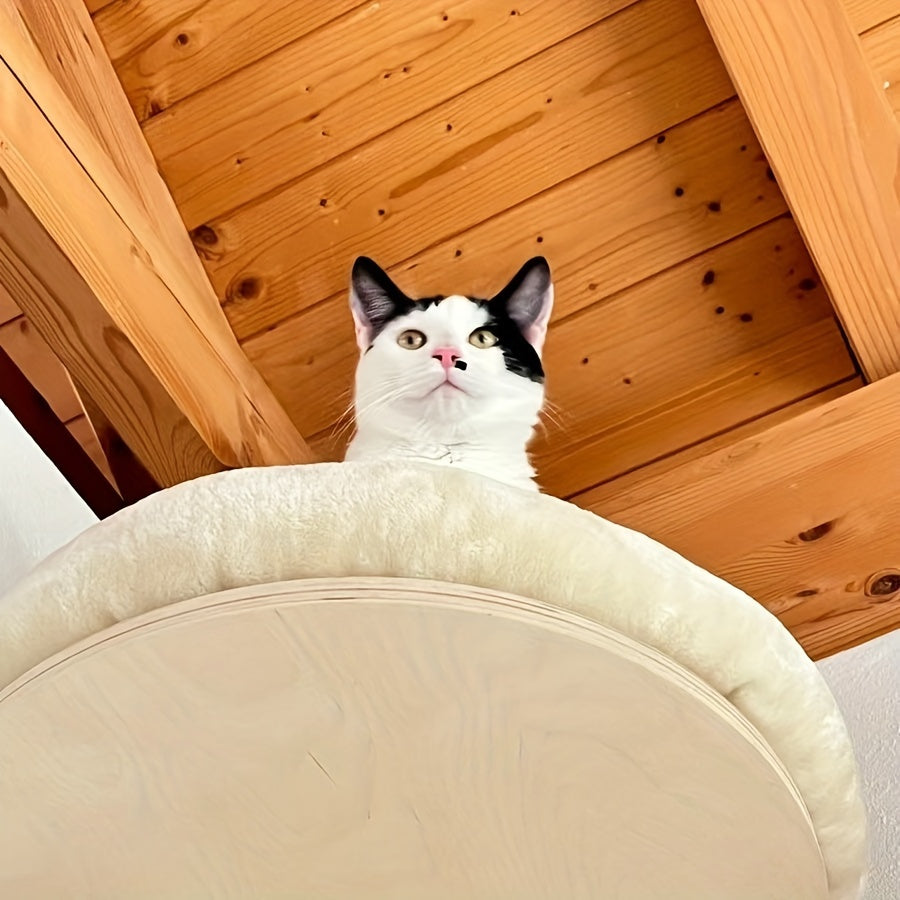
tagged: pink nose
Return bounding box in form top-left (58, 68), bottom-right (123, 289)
top-left (432, 347), bottom-right (462, 370)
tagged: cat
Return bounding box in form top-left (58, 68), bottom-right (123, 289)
top-left (344, 255), bottom-right (553, 491)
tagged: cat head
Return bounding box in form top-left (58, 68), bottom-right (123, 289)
top-left (348, 256), bottom-right (553, 449)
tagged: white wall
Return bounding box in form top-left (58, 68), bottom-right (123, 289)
top-left (819, 630), bottom-right (900, 899)
top-left (0, 401), bottom-right (97, 594)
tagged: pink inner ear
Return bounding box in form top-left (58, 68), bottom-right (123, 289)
top-left (350, 296), bottom-right (373, 352)
top-left (525, 284), bottom-right (554, 355)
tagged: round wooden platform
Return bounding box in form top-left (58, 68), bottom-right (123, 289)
top-left (0, 578), bottom-right (828, 898)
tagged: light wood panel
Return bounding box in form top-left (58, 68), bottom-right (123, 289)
top-left (229, 99), bottom-right (783, 340)
top-left (145, 0), bottom-right (634, 226)
top-left (195, 0), bottom-right (733, 331)
top-left (93, 0), bottom-right (362, 120)
top-left (861, 14), bottom-right (900, 115)
top-left (696, 0), bottom-right (900, 381)
top-left (844, 0), bottom-right (900, 31)
top-left (532, 222), bottom-right (856, 494)
top-left (578, 373), bottom-right (900, 659)
top-left (0, 25), bottom-right (313, 474)
top-left (0, 579), bottom-right (828, 898)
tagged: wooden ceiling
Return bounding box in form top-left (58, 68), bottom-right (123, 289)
top-left (1, 0), bottom-right (899, 658)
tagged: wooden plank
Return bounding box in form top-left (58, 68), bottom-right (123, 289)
top-left (203, 0), bottom-right (734, 336)
top-left (228, 100), bottom-right (783, 341)
top-left (539, 319), bottom-right (854, 497)
top-left (0, 29), bottom-right (314, 472)
top-left (95, 0), bottom-right (369, 120)
top-left (860, 15), bottom-right (900, 115)
top-left (576, 377), bottom-right (862, 505)
top-left (0, 317), bottom-right (85, 424)
top-left (532, 220), bottom-right (856, 496)
top-left (247, 217), bottom-right (854, 478)
top-left (5, 0), bottom-right (228, 335)
top-left (696, 0), bottom-right (900, 381)
top-left (844, 0), bottom-right (900, 31)
top-left (0, 345), bottom-right (124, 519)
top-left (576, 373), bottom-right (900, 659)
top-left (144, 0), bottom-right (635, 224)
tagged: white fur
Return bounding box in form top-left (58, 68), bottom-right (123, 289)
top-left (346, 295), bottom-right (546, 491)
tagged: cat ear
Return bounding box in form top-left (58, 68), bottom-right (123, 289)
top-left (349, 257), bottom-right (408, 351)
top-left (492, 257), bottom-right (554, 354)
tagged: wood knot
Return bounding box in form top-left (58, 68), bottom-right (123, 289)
top-left (797, 521), bottom-right (833, 542)
top-left (226, 276), bottom-right (262, 305)
top-left (190, 225), bottom-right (218, 246)
top-left (866, 571), bottom-right (900, 600)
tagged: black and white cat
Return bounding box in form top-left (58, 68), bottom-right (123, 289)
top-left (344, 256), bottom-right (553, 491)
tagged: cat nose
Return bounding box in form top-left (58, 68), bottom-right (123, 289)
top-left (432, 347), bottom-right (462, 370)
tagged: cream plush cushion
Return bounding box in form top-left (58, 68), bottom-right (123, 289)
top-left (0, 461), bottom-right (867, 898)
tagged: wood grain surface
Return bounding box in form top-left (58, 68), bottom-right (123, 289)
top-left (861, 14), bottom-right (900, 115)
top-left (0, 29), bottom-right (314, 475)
top-left (0, 578), bottom-right (828, 898)
top-left (9, 0), bottom-right (227, 330)
top-left (844, 0), bottom-right (900, 31)
top-left (580, 372), bottom-right (900, 659)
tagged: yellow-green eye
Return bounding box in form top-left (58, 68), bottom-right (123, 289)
top-left (397, 329), bottom-right (426, 349)
top-left (468, 328), bottom-right (498, 349)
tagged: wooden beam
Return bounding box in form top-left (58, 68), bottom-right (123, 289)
top-left (695, 0), bottom-right (900, 381)
top-left (0, 345), bottom-right (124, 519)
top-left (0, 5), bottom-right (314, 480)
top-left (4, 0), bottom-right (228, 338)
top-left (0, 165), bottom-right (223, 486)
top-left (576, 375), bottom-right (900, 659)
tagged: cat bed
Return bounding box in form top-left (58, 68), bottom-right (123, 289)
top-left (0, 461), bottom-right (866, 898)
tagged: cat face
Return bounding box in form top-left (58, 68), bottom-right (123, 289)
top-left (348, 257), bottom-right (553, 446)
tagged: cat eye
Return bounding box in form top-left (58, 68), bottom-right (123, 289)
top-left (468, 328), bottom-right (498, 349)
top-left (397, 329), bottom-right (426, 349)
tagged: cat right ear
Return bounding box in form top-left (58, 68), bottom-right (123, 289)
top-left (349, 257), bottom-right (407, 351)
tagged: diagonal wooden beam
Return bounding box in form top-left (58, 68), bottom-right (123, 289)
top-left (4, 0), bottom-right (219, 321)
top-left (0, 2), bottom-right (314, 484)
top-left (578, 373), bottom-right (900, 659)
top-left (695, 0), bottom-right (900, 381)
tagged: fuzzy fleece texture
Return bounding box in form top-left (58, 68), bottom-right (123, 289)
top-left (0, 461), bottom-right (866, 898)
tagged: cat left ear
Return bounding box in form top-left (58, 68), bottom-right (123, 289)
top-left (349, 257), bottom-right (408, 351)
top-left (493, 257), bottom-right (553, 354)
